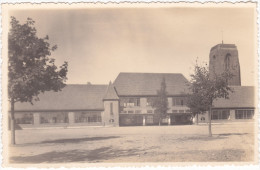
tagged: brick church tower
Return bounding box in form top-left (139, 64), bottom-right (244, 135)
top-left (209, 44), bottom-right (241, 86)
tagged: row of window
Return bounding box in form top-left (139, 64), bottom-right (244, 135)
top-left (119, 97), bottom-right (188, 109)
top-left (211, 110), bottom-right (254, 120)
top-left (40, 112), bottom-right (69, 124)
top-left (120, 98), bottom-right (140, 107)
top-left (211, 110), bottom-right (230, 120)
top-left (172, 110), bottom-right (190, 113)
top-left (14, 112), bottom-right (102, 124)
top-left (14, 113), bottom-right (34, 124)
top-left (235, 110), bottom-right (254, 119)
top-left (121, 110), bottom-right (153, 114)
top-left (12, 109), bottom-right (255, 124)
top-left (120, 109), bottom-right (190, 114)
top-left (75, 112), bottom-right (102, 123)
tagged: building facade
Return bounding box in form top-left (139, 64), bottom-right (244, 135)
top-left (195, 86), bottom-right (255, 123)
top-left (9, 43), bottom-right (255, 128)
top-left (113, 73), bottom-right (192, 126)
top-left (196, 43), bottom-right (254, 123)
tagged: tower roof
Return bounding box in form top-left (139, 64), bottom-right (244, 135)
top-left (103, 81), bottom-right (119, 100)
top-left (210, 44), bottom-right (237, 52)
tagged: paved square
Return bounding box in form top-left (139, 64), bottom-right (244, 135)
top-left (8, 122), bottom-right (255, 163)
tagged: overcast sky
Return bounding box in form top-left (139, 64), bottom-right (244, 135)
top-left (9, 7), bottom-right (256, 86)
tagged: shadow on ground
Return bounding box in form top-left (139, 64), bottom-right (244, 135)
top-left (178, 132), bottom-right (249, 142)
top-left (10, 146), bottom-right (249, 163)
top-left (178, 136), bottom-right (226, 142)
top-left (10, 146), bottom-right (156, 163)
top-left (217, 133), bottom-right (249, 136)
top-left (41, 136), bottom-right (120, 144)
top-left (168, 149), bottom-right (248, 162)
top-left (15, 136), bottom-right (120, 146)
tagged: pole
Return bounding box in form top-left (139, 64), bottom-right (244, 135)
top-left (208, 106), bottom-right (212, 137)
top-left (11, 98), bottom-right (16, 145)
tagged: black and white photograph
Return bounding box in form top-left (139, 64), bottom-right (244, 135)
top-left (1, 2), bottom-right (258, 167)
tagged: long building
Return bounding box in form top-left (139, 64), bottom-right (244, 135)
top-left (10, 43), bottom-right (256, 128)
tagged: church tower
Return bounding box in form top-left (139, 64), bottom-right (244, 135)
top-left (209, 44), bottom-right (241, 86)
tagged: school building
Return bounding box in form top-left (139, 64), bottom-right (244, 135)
top-left (10, 43), bottom-right (256, 128)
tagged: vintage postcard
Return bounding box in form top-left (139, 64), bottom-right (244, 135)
top-left (1, 2), bottom-right (258, 168)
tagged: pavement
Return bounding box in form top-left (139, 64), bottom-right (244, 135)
top-left (7, 122), bottom-right (256, 164)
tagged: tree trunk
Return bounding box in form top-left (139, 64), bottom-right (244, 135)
top-left (196, 113), bottom-right (199, 125)
top-left (10, 98), bottom-right (16, 145)
top-left (208, 106), bottom-right (212, 137)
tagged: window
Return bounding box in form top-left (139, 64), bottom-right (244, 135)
top-left (120, 97), bottom-right (141, 108)
top-left (162, 118), bottom-right (168, 123)
top-left (172, 97), bottom-right (187, 106)
top-left (135, 110), bottom-right (141, 114)
top-left (146, 116), bottom-right (153, 124)
top-left (225, 53), bottom-right (231, 70)
top-left (211, 110), bottom-right (230, 120)
top-left (147, 97), bottom-right (156, 106)
top-left (110, 103), bottom-right (113, 115)
top-left (212, 111), bottom-right (219, 120)
top-left (128, 110), bottom-right (134, 114)
top-left (75, 112), bottom-right (101, 123)
top-left (14, 113), bottom-right (34, 124)
top-left (172, 110), bottom-right (178, 113)
top-left (136, 98), bottom-right (140, 106)
top-left (40, 112), bottom-right (69, 124)
top-left (147, 110), bottom-right (153, 113)
top-left (235, 110), bottom-right (254, 119)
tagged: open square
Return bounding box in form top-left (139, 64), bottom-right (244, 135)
top-left (9, 122), bottom-right (255, 163)
top-left (2, 2), bottom-right (258, 167)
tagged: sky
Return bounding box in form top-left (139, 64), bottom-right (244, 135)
top-left (9, 6), bottom-right (256, 86)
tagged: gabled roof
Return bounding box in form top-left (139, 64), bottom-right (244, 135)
top-left (14, 84), bottom-right (108, 111)
top-left (113, 72), bottom-right (190, 96)
top-left (103, 82), bottom-right (119, 100)
top-left (213, 86), bottom-right (255, 109)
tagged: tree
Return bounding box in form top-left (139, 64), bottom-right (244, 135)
top-left (187, 62), bottom-right (233, 136)
top-left (8, 17), bottom-right (68, 145)
top-left (187, 92), bottom-right (208, 125)
top-left (152, 78), bottom-right (169, 126)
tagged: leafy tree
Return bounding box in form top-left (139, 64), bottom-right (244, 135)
top-left (187, 91), bottom-right (209, 125)
top-left (187, 62), bottom-right (233, 136)
top-left (8, 17), bottom-right (68, 145)
top-left (152, 78), bottom-right (169, 126)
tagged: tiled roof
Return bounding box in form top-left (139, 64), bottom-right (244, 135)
top-left (13, 74), bottom-right (254, 112)
top-left (103, 82), bottom-right (119, 100)
top-left (213, 86), bottom-right (255, 108)
top-left (113, 72), bottom-right (190, 96)
top-left (14, 84), bottom-right (108, 111)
